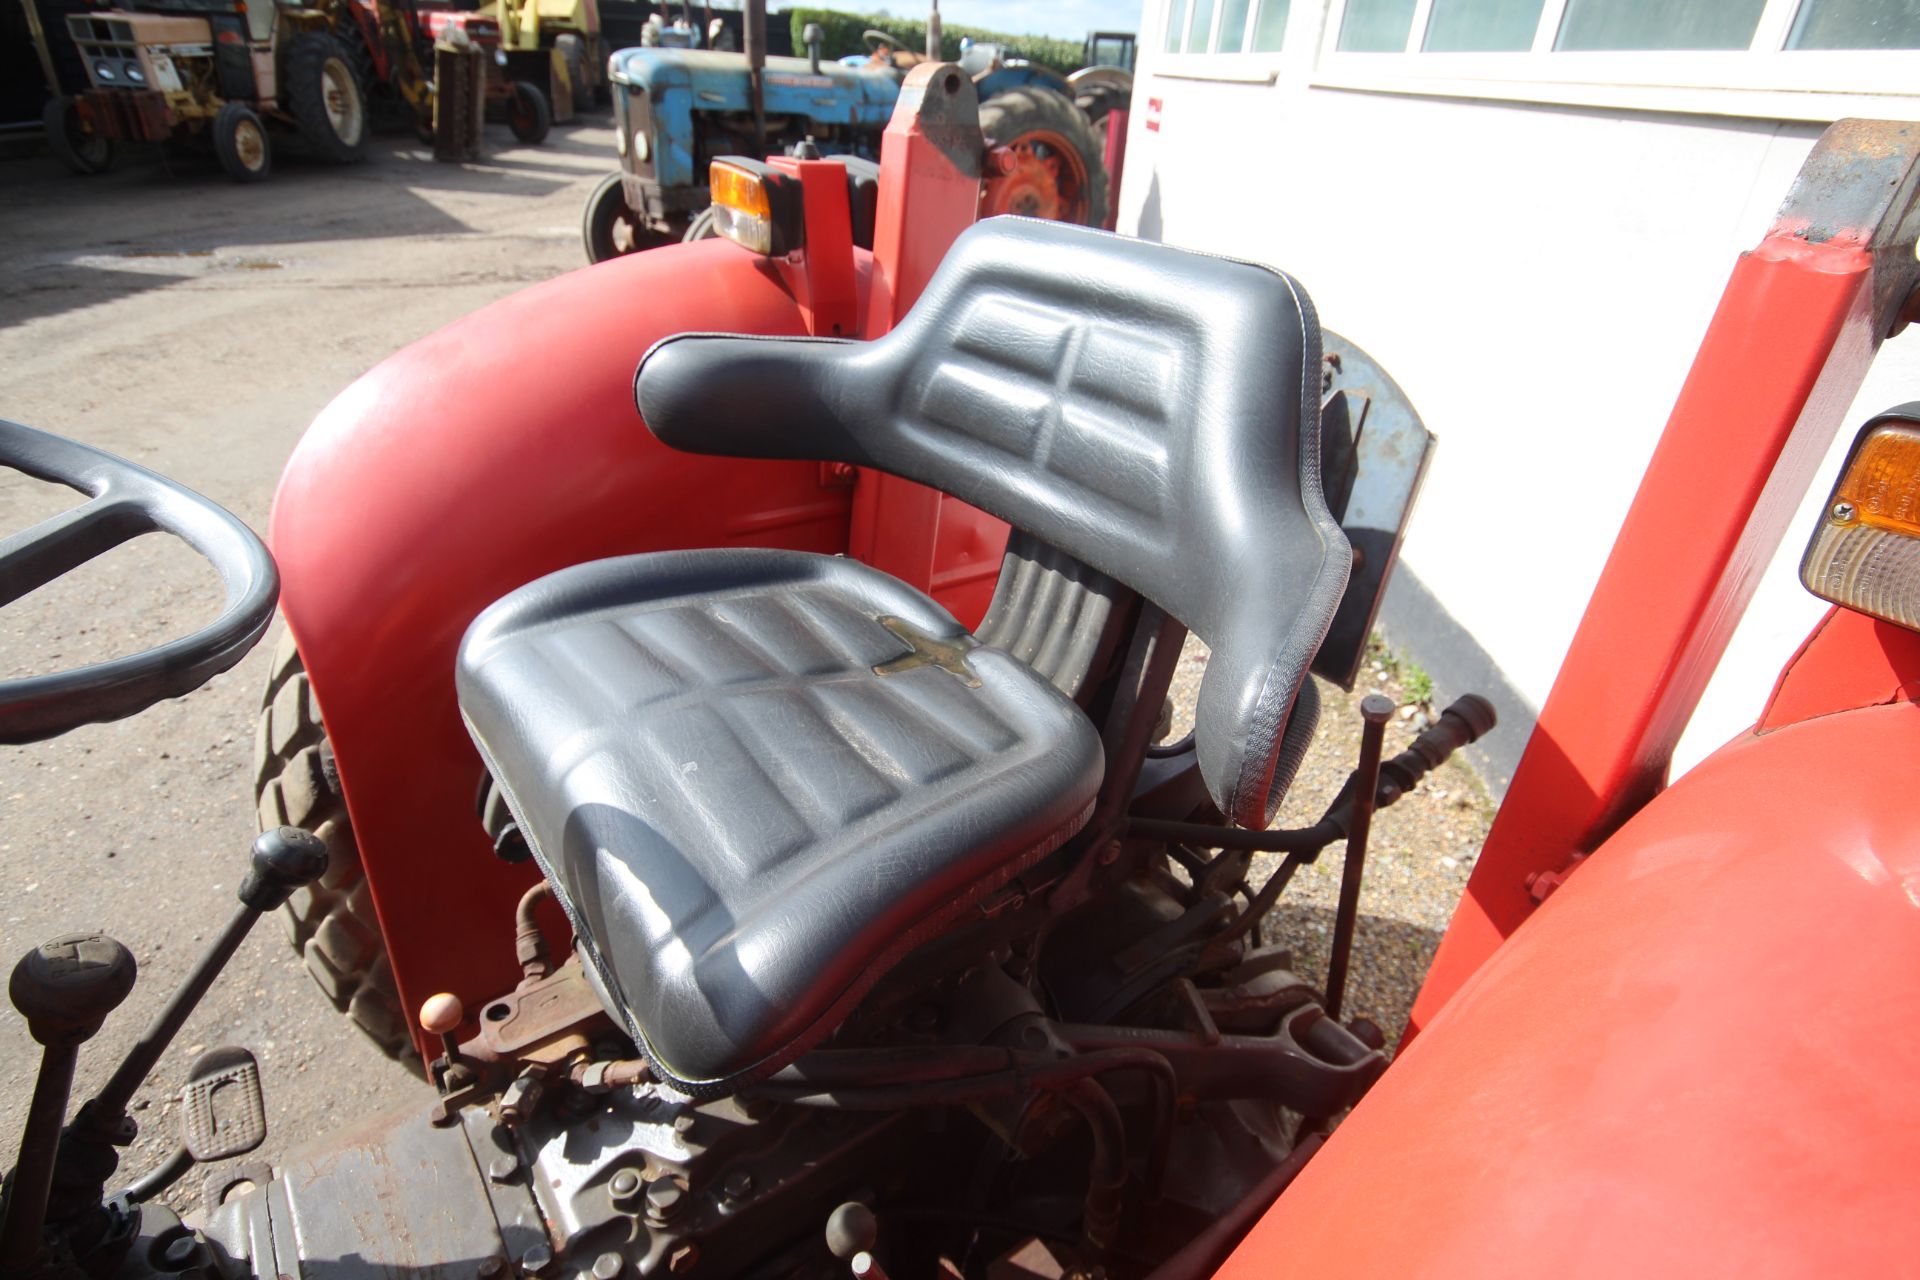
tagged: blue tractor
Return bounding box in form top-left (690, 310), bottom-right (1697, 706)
top-left (582, 9), bottom-right (1127, 262)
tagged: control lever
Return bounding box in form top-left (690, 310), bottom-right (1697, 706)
top-left (0, 828), bottom-right (324, 1269)
top-left (0, 934), bottom-right (137, 1271)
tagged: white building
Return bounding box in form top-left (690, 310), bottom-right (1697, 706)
top-left (1117, 0), bottom-right (1920, 789)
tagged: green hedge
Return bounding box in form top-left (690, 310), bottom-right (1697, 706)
top-left (784, 8), bottom-right (1085, 76)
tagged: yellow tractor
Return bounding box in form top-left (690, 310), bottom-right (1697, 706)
top-left (482, 0), bottom-right (604, 122)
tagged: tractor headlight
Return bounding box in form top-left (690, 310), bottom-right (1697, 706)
top-left (94, 58), bottom-right (116, 82)
top-left (123, 59), bottom-right (145, 83)
top-left (632, 130), bottom-right (648, 162)
top-left (1802, 405), bottom-right (1920, 632)
top-left (494, 49), bottom-right (507, 65)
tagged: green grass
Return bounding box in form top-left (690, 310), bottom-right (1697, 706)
top-left (1365, 632), bottom-right (1434, 705)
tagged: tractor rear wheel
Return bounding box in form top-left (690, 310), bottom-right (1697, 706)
top-left (583, 171), bottom-right (671, 262)
top-left (255, 630), bottom-right (421, 1074)
top-left (43, 96), bottom-right (114, 175)
top-left (507, 80), bottom-right (551, 145)
top-left (286, 33), bottom-right (368, 162)
top-left (978, 87), bottom-right (1107, 228)
top-left (212, 103), bottom-right (272, 183)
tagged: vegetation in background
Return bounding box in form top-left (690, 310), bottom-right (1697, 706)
top-left (1366, 633), bottom-right (1434, 706)
top-left (786, 8), bottom-right (1086, 75)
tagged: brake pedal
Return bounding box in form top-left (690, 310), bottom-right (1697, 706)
top-left (180, 1046), bottom-right (267, 1162)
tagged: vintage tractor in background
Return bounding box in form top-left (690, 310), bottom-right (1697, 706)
top-left (480, 0), bottom-right (608, 122)
top-left (46, 0), bottom-right (371, 181)
top-left (44, 0), bottom-right (553, 181)
top-left (581, 2), bottom-right (1125, 263)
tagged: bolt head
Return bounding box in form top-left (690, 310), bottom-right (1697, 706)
top-left (520, 1244), bottom-right (554, 1274)
top-left (671, 1114), bottom-right (695, 1135)
top-left (721, 1169), bottom-right (754, 1200)
top-left (667, 1245), bottom-right (700, 1275)
top-left (609, 1169), bottom-right (641, 1200)
top-left (1832, 500), bottom-right (1858, 523)
top-left (162, 1235), bottom-right (201, 1268)
top-left (488, 1153), bottom-right (519, 1183)
top-left (646, 1180), bottom-right (685, 1219)
top-left (591, 1252), bottom-right (623, 1280)
top-left (478, 1258), bottom-right (507, 1280)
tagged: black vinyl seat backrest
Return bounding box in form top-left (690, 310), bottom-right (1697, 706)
top-left (635, 218), bottom-right (1350, 829)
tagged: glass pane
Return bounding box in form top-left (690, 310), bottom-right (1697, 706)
top-left (1253, 0), bottom-right (1290, 49)
top-left (1424, 0), bottom-right (1544, 50)
top-left (1338, 0), bottom-right (1418, 50)
top-left (1187, 0), bottom-right (1218, 50)
top-left (1555, 0), bottom-right (1766, 49)
top-left (1218, 0), bottom-right (1253, 51)
top-left (1165, 0), bottom-right (1190, 51)
top-left (1789, 0), bottom-right (1920, 48)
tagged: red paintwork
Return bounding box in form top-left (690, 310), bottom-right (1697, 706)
top-left (767, 156), bottom-right (858, 339)
top-left (273, 243), bottom-right (864, 1048)
top-left (850, 71), bottom-right (1010, 623)
top-left (1101, 108), bottom-right (1128, 231)
top-left (1405, 230), bottom-right (1881, 1041)
top-left (1223, 697), bottom-right (1920, 1277)
top-left (1759, 605), bottom-right (1920, 728)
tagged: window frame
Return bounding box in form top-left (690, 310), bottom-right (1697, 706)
top-left (1307, 0), bottom-right (1920, 121)
top-left (1153, 0), bottom-right (1296, 82)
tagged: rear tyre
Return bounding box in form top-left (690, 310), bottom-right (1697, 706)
top-left (592, 34), bottom-right (612, 106)
top-left (43, 96), bottom-right (114, 175)
top-left (255, 630), bottom-right (422, 1075)
top-left (556, 33), bottom-right (592, 114)
top-left (582, 170), bottom-right (669, 262)
top-left (285, 33), bottom-right (369, 162)
top-left (507, 79), bottom-right (551, 145)
top-left (212, 102), bottom-right (272, 183)
top-left (978, 87), bottom-right (1107, 228)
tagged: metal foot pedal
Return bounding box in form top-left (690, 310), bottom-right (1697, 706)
top-left (181, 1046), bottom-right (267, 1162)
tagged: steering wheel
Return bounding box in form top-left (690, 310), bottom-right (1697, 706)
top-left (0, 419), bottom-right (278, 745)
top-left (863, 27), bottom-right (907, 55)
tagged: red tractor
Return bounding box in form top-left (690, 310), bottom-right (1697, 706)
top-left (329, 0), bottom-right (554, 145)
top-left (2, 67), bottom-right (1919, 1280)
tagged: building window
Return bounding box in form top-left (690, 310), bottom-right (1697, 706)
top-left (1423, 0), bottom-right (1545, 52)
top-left (1162, 0), bottom-right (1291, 53)
top-left (1554, 0), bottom-right (1768, 50)
top-left (1337, 0), bottom-right (1416, 50)
top-left (1788, 0), bottom-right (1920, 48)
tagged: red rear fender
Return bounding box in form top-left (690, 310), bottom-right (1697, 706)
top-left (272, 243), bottom-right (866, 1044)
top-left (1224, 696), bottom-right (1920, 1277)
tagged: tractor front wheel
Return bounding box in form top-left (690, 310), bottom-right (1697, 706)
top-left (286, 33), bottom-right (368, 163)
top-left (212, 103), bottom-right (272, 183)
top-left (978, 87), bottom-right (1107, 228)
top-left (255, 630), bottom-right (421, 1074)
top-left (507, 80), bottom-right (551, 145)
top-left (43, 96), bottom-right (114, 176)
top-left (582, 170), bottom-right (670, 263)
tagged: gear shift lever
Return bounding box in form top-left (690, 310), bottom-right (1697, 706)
top-left (0, 934), bottom-right (136, 1271)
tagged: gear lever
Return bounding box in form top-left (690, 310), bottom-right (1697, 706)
top-left (0, 933), bottom-right (136, 1270)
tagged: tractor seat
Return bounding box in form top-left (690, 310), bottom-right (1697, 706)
top-left (458, 547), bottom-right (1103, 1094)
top-left (459, 217), bottom-right (1345, 1097)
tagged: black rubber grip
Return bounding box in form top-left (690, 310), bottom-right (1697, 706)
top-left (1380, 694), bottom-right (1496, 797)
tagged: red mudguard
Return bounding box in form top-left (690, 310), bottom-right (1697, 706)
top-left (272, 243), bottom-right (866, 1036)
top-left (1224, 686), bottom-right (1920, 1276)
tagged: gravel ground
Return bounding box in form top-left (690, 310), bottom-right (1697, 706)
top-left (1165, 635), bottom-right (1496, 1049)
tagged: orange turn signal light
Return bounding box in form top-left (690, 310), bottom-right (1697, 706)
top-left (1802, 409), bottom-right (1920, 631)
top-left (709, 160), bottom-right (771, 219)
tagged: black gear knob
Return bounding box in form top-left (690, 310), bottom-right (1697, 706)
top-left (239, 826), bottom-right (329, 912)
top-left (9, 933), bottom-right (137, 1048)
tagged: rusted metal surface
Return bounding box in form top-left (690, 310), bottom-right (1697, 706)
top-left (76, 90), bottom-right (170, 142)
top-left (467, 960), bottom-right (611, 1062)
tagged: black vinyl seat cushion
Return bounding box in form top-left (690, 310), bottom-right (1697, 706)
top-left (457, 548), bottom-right (1104, 1093)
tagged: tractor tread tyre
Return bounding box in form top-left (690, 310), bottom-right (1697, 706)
top-left (508, 80), bottom-right (552, 145)
top-left (255, 630), bottom-right (421, 1075)
top-left (556, 33), bottom-right (592, 115)
top-left (43, 96), bottom-right (114, 176)
top-left (979, 87), bottom-right (1109, 230)
top-left (583, 170), bottom-right (666, 263)
top-left (286, 33), bottom-right (369, 163)
top-left (211, 102), bottom-right (272, 183)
